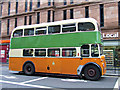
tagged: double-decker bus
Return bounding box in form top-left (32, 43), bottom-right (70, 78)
top-left (9, 18), bottom-right (106, 80)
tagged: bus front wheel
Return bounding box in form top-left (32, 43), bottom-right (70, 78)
top-left (23, 63), bottom-right (35, 75)
top-left (83, 65), bottom-right (101, 81)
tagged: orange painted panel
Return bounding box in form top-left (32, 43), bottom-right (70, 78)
top-left (9, 57), bottom-right (106, 75)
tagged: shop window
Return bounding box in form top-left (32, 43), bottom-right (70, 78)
top-left (24, 28), bottom-right (34, 36)
top-left (48, 49), bottom-right (60, 57)
top-left (35, 27), bottom-right (46, 35)
top-left (23, 49), bottom-right (33, 56)
top-left (13, 29), bottom-right (23, 37)
top-left (81, 45), bottom-right (89, 57)
top-left (62, 23), bottom-right (76, 32)
top-left (48, 25), bottom-right (60, 34)
top-left (62, 48), bottom-right (76, 57)
top-left (78, 22), bottom-right (95, 31)
top-left (35, 49), bottom-right (46, 57)
top-left (91, 44), bottom-right (99, 57)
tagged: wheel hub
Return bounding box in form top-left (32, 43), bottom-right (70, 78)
top-left (88, 68), bottom-right (96, 77)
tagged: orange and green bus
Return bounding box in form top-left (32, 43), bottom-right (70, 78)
top-left (9, 18), bottom-right (106, 80)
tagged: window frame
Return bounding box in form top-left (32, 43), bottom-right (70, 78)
top-left (48, 48), bottom-right (60, 57)
top-left (48, 25), bottom-right (61, 34)
top-left (35, 27), bottom-right (47, 35)
top-left (35, 49), bottom-right (46, 57)
top-left (23, 49), bottom-right (33, 57)
top-left (13, 29), bottom-right (23, 37)
top-left (62, 23), bottom-right (76, 33)
top-left (24, 28), bottom-right (34, 36)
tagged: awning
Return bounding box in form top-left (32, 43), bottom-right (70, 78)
top-left (0, 40), bottom-right (10, 44)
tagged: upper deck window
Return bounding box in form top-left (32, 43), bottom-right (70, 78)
top-left (48, 25), bottom-right (60, 34)
top-left (78, 22), bottom-right (95, 31)
top-left (35, 27), bottom-right (47, 35)
top-left (24, 28), bottom-right (34, 36)
top-left (13, 29), bottom-right (23, 37)
top-left (62, 23), bottom-right (76, 32)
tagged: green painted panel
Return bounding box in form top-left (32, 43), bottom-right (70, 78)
top-left (10, 31), bottom-right (102, 49)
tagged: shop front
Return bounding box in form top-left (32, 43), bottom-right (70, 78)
top-left (102, 31), bottom-right (120, 69)
top-left (0, 40), bottom-right (10, 63)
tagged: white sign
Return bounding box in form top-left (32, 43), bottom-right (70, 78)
top-left (103, 32), bottom-right (119, 38)
top-left (0, 50), bottom-right (5, 58)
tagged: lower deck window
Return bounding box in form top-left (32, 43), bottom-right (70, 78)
top-left (35, 49), bottom-right (46, 57)
top-left (81, 45), bottom-right (89, 57)
top-left (23, 49), bottom-right (33, 56)
top-left (48, 49), bottom-right (60, 57)
top-left (62, 48), bottom-right (76, 57)
top-left (91, 44), bottom-right (99, 57)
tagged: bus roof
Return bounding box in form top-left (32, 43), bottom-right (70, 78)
top-left (14, 18), bottom-right (98, 30)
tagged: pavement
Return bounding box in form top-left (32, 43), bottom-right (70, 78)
top-left (1, 63), bottom-right (120, 76)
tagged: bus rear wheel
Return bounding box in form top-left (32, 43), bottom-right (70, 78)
top-left (83, 65), bottom-right (101, 81)
top-left (23, 63), bottom-right (35, 75)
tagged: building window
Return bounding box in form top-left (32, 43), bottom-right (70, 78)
top-left (15, 18), bottom-right (17, 28)
top-left (16, 0), bottom-right (18, 14)
top-left (29, 15), bottom-right (32, 25)
top-left (24, 16), bottom-right (27, 25)
top-left (52, 11), bottom-right (55, 22)
top-left (48, 0), bottom-right (51, 6)
top-left (37, 0), bottom-right (40, 8)
top-left (0, 4), bottom-right (2, 16)
top-left (52, 0), bottom-right (54, 6)
top-left (25, 0), bottom-right (27, 12)
top-left (64, 0), bottom-right (67, 5)
top-left (7, 19), bottom-right (10, 35)
top-left (47, 10), bottom-right (51, 22)
top-left (29, 0), bottom-right (32, 11)
top-left (85, 6), bottom-right (89, 18)
top-left (37, 12), bottom-right (40, 24)
top-left (8, 1), bottom-right (11, 15)
top-left (70, 9), bottom-right (74, 19)
top-left (70, 0), bottom-right (73, 4)
top-left (0, 21), bottom-right (1, 36)
top-left (118, 2), bottom-right (120, 25)
top-left (63, 10), bottom-right (67, 20)
top-left (100, 4), bottom-right (104, 27)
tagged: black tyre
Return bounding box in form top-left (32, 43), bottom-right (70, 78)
top-left (23, 63), bottom-right (35, 75)
top-left (83, 65), bottom-right (101, 81)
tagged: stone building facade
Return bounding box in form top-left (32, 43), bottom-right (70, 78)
top-left (0, 0), bottom-right (120, 68)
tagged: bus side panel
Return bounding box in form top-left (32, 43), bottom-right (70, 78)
top-left (60, 58), bottom-right (80, 75)
top-left (9, 57), bottom-right (48, 72)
